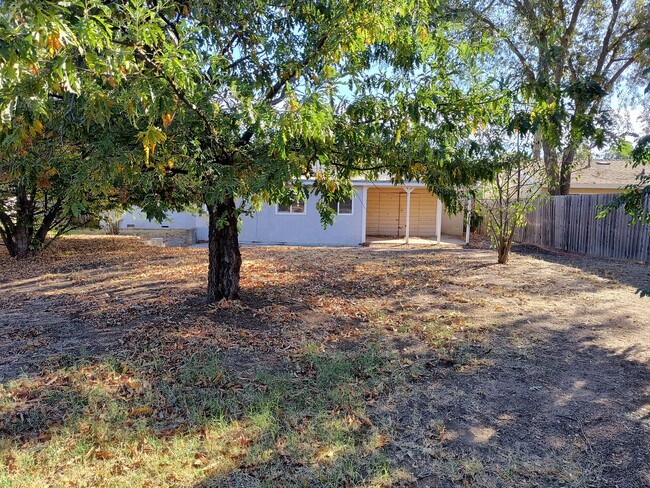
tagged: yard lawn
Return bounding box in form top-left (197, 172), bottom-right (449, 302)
top-left (0, 237), bottom-right (648, 487)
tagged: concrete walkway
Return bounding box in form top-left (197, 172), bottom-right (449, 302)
top-left (366, 234), bottom-right (466, 246)
top-left (190, 234), bottom-right (466, 249)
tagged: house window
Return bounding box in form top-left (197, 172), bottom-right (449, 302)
top-left (329, 196), bottom-right (353, 215)
top-left (277, 198), bottom-right (306, 214)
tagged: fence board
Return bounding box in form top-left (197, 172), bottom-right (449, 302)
top-left (513, 193), bottom-right (650, 262)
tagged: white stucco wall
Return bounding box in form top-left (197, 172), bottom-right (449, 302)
top-left (122, 186), bottom-right (367, 246)
top-left (121, 210), bottom-right (201, 230)
top-left (236, 187), bottom-right (365, 246)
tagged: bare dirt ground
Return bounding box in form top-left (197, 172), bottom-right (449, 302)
top-left (0, 236), bottom-right (648, 487)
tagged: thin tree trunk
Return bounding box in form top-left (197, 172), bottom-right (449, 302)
top-left (0, 213), bottom-right (16, 257)
top-left (497, 230), bottom-right (515, 264)
top-left (1, 231), bottom-right (17, 258)
top-left (497, 239), bottom-right (509, 264)
top-left (206, 195), bottom-right (242, 303)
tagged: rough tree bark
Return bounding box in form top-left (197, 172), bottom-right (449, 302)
top-left (1, 218), bottom-right (39, 258)
top-left (544, 144), bottom-right (578, 196)
top-left (497, 231), bottom-right (515, 264)
top-left (0, 185), bottom-right (65, 258)
top-left (206, 195), bottom-right (242, 303)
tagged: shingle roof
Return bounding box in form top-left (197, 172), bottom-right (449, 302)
top-left (572, 159), bottom-right (646, 187)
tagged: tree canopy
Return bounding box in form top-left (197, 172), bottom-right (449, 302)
top-left (0, 0), bottom-right (136, 257)
top-left (4, 0), bottom-right (594, 302)
top-left (100, 0), bottom-right (509, 301)
top-left (458, 0), bottom-right (649, 194)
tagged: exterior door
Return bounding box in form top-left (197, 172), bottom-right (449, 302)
top-left (366, 190), bottom-right (400, 236)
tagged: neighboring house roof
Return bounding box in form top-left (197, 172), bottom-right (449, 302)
top-left (572, 159), bottom-right (646, 189)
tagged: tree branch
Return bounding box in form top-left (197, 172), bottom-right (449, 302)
top-left (562, 0), bottom-right (585, 45)
top-left (605, 55), bottom-right (637, 90)
top-left (237, 34), bottom-right (329, 147)
top-left (158, 11), bottom-right (180, 45)
top-left (595, 0), bottom-right (622, 76)
top-left (468, 9), bottom-right (536, 83)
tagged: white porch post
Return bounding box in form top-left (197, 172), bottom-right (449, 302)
top-left (360, 186), bottom-right (368, 244)
top-left (465, 197), bottom-right (472, 244)
top-left (404, 187), bottom-right (414, 244)
top-left (436, 198), bottom-right (443, 244)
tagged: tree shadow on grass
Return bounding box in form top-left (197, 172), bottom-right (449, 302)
top-left (4, 304), bottom-right (646, 487)
top-left (1, 341), bottom-right (412, 487)
top-left (373, 314), bottom-right (650, 488)
top-left (512, 243), bottom-right (650, 293)
top-left (1, 238), bottom-right (648, 486)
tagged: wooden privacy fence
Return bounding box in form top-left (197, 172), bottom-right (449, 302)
top-left (515, 193), bottom-right (650, 262)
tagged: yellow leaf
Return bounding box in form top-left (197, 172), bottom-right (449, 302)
top-left (161, 112), bottom-right (175, 129)
top-left (129, 406), bottom-right (151, 417)
top-left (34, 120), bottom-right (43, 133)
top-left (46, 33), bottom-right (62, 56)
top-left (419, 27), bottom-right (428, 44)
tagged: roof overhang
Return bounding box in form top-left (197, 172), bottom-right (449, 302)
top-left (571, 183), bottom-right (627, 189)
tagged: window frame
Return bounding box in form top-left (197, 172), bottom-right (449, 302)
top-left (276, 197), bottom-right (307, 215)
top-left (329, 195), bottom-right (354, 216)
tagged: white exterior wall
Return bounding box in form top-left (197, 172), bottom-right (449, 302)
top-left (440, 209), bottom-right (465, 237)
top-left (122, 186), bottom-right (367, 246)
top-left (121, 210), bottom-right (200, 230)
top-left (236, 186), bottom-right (365, 246)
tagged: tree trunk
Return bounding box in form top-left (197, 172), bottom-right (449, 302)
top-left (544, 142), bottom-right (576, 196)
top-left (1, 223), bottom-right (51, 258)
top-left (497, 240), bottom-right (510, 264)
top-left (497, 231), bottom-right (515, 264)
top-left (1, 190), bottom-right (66, 258)
top-left (12, 227), bottom-right (32, 258)
top-left (206, 195), bottom-right (242, 303)
top-left (558, 146), bottom-right (577, 195)
top-left (543, 141), bottom-right (562, 196)
top-left (1, 211), bottom-right (58, 258)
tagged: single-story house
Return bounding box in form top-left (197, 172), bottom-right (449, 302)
top-left (120, 179), bottom-right (468, 246)
top-left (570, 159), bottom-right (645, 194)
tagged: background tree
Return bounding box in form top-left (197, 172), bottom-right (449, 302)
top-left (0, 0), bottom-right (130, 257)
top-left (459, 0), bottom-right (649, 195)
top-left (478, 142), bottom-right (544, 264)
top-left (101, 209), bottom-right (126, 235)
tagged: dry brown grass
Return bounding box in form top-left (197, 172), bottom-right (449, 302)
top-left (0, 236), bottom-right (648, 487)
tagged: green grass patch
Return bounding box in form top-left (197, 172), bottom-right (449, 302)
top-left (0, 344), bottom-right (405, 487)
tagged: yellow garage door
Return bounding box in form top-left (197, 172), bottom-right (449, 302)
top-left (366, 189), bottom-right (400, 235)
top-left (367, 188), bottom-right (438, 237)
top-left (398, 189), bottom-right (437, 236)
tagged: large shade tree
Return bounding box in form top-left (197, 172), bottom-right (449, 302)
top-left (111, 0), bottom-right (506, 302)
top-left (459, 0), bottom-right (649, 195)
